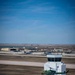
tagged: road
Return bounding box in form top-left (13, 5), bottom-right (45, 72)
top-left (0, 60), bottom-right (75, 69)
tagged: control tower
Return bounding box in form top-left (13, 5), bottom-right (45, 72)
top-left (43, 54), bottom-right (67, 75)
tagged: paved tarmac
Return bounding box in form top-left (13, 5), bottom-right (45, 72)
top-left (0, 60), bottom-right (75, 69)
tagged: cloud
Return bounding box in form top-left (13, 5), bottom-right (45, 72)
top-left (0, 0), bottom-right (59, 15)
top-left (0, 15), bottom-right (44, 29)
top-left (14, 0), bottom-right (59, 14)
top-left (26, 5), bottom-right (59, 14)
top-left (63, 21), bottom-right (75, 26)
top-left (16, 0), bottom-right (33, 5)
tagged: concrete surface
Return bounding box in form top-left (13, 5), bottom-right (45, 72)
top-left (0, 60), bottom-right (75, 69)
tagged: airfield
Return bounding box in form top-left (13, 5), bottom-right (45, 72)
top-left (0, 43), bottom-right (75, 75)
top-left (0, 54), bottom-right (75, 75)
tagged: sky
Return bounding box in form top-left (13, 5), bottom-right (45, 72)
top-left (0, 0), bottom-right (75, 44)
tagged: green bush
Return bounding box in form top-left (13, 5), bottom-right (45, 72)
top-left (42, 70), bottom-right (56, 75)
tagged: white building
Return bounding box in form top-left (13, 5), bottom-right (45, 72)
top-left (44, 54), bottom-right (66, 75)
top-left (1, 48), bottom-right (10, 51)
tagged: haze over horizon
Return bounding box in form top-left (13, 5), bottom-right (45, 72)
top-left (0, 0), bottom-right (75, 44)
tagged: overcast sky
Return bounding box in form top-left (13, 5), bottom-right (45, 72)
top-left (0, 0), bottom-right (75, 44)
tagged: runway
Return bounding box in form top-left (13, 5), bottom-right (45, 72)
top-left (0, 60), bottom-right (75, 69)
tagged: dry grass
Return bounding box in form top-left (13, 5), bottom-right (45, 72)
top-left (0, 55), bottom-right (75, 75)
top-left (0, 64), bottom-right (43, 75)
top-left (0, 55), bottom-right (75, 64)
top-left (0, 64), bottom-right (75, 75)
